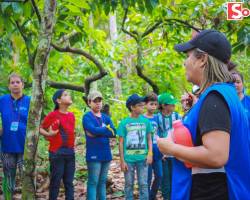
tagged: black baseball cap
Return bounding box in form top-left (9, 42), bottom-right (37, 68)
top-left (52, 89), bottom-right (65, 110)
top-left (174, 29), bottom-right (231, 64)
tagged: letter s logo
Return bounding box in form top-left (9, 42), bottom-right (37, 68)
top-left (227, 2), bottom-right (243, 20)
top-left (231, 3), bottom-right (242, 19)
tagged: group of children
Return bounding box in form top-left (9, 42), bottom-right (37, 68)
top-left (117, 92), bottom-right (181, 200)
top-left (40, 89), bottom-right (181, 200)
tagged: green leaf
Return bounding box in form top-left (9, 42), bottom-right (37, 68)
top-left (12, 3), bottom-right (23, 15)
top-left (150, 0), bottom-right (159, 8)
top-left (137, 0), bottom-right (145, 13)
top-left (12, 3), bottom-right (23, 20)
top-left (104, 3), bottom-right (110, 15)
top-left (64, 4), bottom-right (83, 15)
top-left (65, 0), bottom-right (90, 9)
top-left (69, 32), bottom-right (83, 46)
top-left (23, 3), bottom-right (32, 18)
top-left (1, 2), bottom-right (11, 13)
top-left (145, 0), bottom-right (154, 13)
top-left (232, 42), bottom-right (244, 53)
top-left (0, 86), bottom-right (8, 95)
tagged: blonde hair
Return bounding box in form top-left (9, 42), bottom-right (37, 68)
top-left (193, 48), bottom-right (234, 95)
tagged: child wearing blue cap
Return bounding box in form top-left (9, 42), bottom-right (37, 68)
top-left (117, 94), bottom-right (153, 200)
top-left (40, 89), bottom-right (75, 200)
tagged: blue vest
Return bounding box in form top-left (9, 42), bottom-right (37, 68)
top-left (0, 94), bottom-right (30, 153)
top-left (242, 95), bottom-right (250, 125)
top-left (171, 83), bottom-right (250, 200)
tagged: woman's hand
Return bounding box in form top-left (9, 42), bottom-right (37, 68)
top-left (162, 155), bottom-right (168, 161)
top-left (157, 134), bottom-right (175, 156)
top-left (181, 92), bottom-right (198, 111)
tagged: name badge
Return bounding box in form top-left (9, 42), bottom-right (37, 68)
top-left (10, 122), bottom-right (19, 132)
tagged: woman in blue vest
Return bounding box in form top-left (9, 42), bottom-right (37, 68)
top-left (157, 30), bottom-right (250, 200)
top-left (0, 73), bottom-right (30, 199)
top-left (231, 71), bottom-right (250, 123)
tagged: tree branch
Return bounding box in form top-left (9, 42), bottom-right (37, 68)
top-left (30, 0), bottom-right (41, 23)
top-left (47, 80), bottom-right (85, 92)
top-left (25, 80), bottom-right (85, 93)
top-left (14, 20), bottom-right (34, 67)
top-left (142, 18), bottom-right (202, 36)
top-left (135, 64), bottom-right (159, 94)
top-left (52, 44), bottom-right (106, 74)
top-left (121, 8), bottom-right (138, 42)
top-left (51, 43), bottom-right (108, 98)
top-left (163, 18), bottom-right (201, 32)
top-left (142, 20), bottom-right (163, 38)
top-left (121, 8), bottom-right (128, 31)
top-left (122, 28), bottom-right (138, 42)
top-left (58, 30), bottom-right (78, 44)
top-left (136, 42), bottom-right (159, 94)
top-left (84, 72), bottom-right (106, 95)
top-left (121, 10), bottom-right (161, 93)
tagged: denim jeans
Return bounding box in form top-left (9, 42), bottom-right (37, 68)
top-left (87, 161), bottom-right (110, 200)
top-left (148, 159), bottom-right (163, 200)
top-left (49, 152), bottom-right (75, 200)
top-left (161, 158), bottom-right (172, 200)
top-left (124, 160), bottom-right (148, 200)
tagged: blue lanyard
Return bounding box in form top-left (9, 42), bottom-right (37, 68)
top-left (91, 112), bottom-right (103, 127)
top-left (10, 95), bottom-right (23, 122)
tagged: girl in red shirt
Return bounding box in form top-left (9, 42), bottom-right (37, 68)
top-left (40, 89), bottom-right (75, 200)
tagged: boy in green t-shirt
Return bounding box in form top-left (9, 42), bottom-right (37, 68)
top-left (118, 94), bottom-right (153, 200)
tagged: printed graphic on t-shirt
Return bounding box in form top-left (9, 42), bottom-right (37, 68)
top-left (151, 121), bottom-right (158, 144)
top-left (125, 123), bottom-right (146, 155)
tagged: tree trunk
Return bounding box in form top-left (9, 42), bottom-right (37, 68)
top-left (89, 13), bottom-right (98, 92)
top-left (12, 38), bottom-right (20, 66)
top-left (109, 12), bottom-right (122, 99)
top-left (22, 1), bottom-right (57, 199)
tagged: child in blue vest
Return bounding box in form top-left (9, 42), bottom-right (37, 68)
top-left (144, 92), bottom-right (162, 200)
top-left (156, 92), bottom-right (181, 200)
top-left (82, 91), bottom-right (116, 200)
top-left (118, 94), bottom-right (153, 200)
